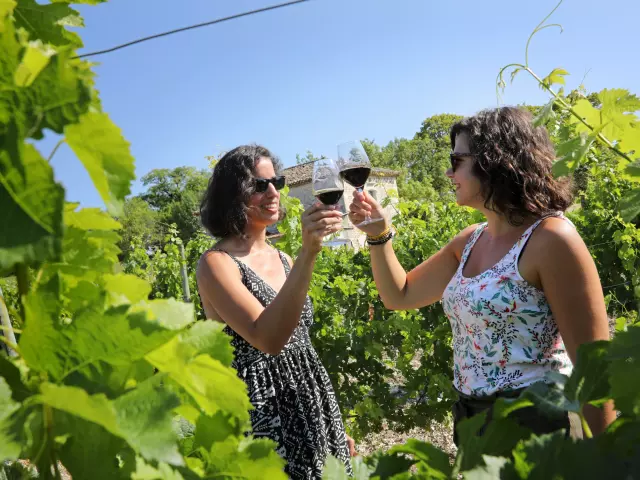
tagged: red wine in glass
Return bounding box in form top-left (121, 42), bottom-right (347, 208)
top-left (340, 167), bottom-right (371, 189)
top-left (316, 189), bottom-right (344, 205)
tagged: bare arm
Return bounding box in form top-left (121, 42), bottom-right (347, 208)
top-left (348, 190), bottom-right (475, 310)
top-left (533, 218), bottom-right (616, 434)
top-left (369, 226), bottom-right (476, 310)
top-left (196, 205), bottom-right (342, 355)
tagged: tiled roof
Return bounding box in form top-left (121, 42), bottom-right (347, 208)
top-left (282, 161), bottom-right (400, 187)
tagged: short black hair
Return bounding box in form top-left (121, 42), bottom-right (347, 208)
top-left (200, 144), bottom-right (284, 238)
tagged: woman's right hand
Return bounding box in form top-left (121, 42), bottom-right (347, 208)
top-left (348, 190), bottom-right (389, 236)
top-left (301, 203), bottom-right (344, 253)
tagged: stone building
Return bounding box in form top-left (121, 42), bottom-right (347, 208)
top-left (281, 161), bottom-right (400, 248)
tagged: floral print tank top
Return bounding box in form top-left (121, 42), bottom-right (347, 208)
top-left (442, 214), bottom-right (573, 396)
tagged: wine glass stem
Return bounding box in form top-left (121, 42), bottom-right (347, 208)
top-left (356, 186), bottom-right (372, 222)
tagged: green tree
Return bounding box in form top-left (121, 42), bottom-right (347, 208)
top-left (139, 166), bottom-right (209, 242)
top-left (117, 197), bottom-right (162, 259)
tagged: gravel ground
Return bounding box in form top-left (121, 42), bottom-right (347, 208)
top-left (356, 418), bottom-right (457, 461)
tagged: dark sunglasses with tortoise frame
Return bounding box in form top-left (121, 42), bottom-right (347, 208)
top-left (253, 175), bottom-right (286, 193)
top-left (449, 152), bottom-right (478, 173)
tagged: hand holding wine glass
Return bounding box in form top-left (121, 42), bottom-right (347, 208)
top-left (336, 141), bottom-right (383, 227)
top-left (348, 189), bottom-right (389, 236)
top-left (312, 158), bottom-right (350, 247)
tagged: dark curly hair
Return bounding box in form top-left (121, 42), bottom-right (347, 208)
top-left (450, 107), bottom-right (572, 225)
top-left (200, 145), bottom-right (285, 238)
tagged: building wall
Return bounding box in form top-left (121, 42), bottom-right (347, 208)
top-left (288, 175), bottom-right (399, 249)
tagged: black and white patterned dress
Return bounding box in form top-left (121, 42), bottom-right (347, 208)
top-left (211, 248), bottom-right (352, 479)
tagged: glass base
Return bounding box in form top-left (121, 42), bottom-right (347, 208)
top-left (355, 216), bottom-right (384, 228)
top-left (322, 238), bottom-right (351, 247)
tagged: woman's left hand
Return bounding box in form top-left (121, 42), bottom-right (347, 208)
top-left (346, 434), bottom-right (357, 457)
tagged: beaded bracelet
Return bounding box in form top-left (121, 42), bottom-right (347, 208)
top-left (366, 225), bottom-right (392, 241)
top-left (367, 226), bottom-right (395, 246)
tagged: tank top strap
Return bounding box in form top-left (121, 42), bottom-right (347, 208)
top-left (460, 223), bottom-right (487, 265)
top-left (511, 212), bottom-right (569, 261)
top-left (276, 249), bottom-right (291, 276)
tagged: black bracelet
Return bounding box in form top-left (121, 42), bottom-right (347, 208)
top-left (367, 229), bottom-right (394, 246)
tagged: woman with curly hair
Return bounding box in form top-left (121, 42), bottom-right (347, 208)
top-left (196, 145), bottom-right (355, 478)
top-left (347, 107), bottom-right (615, 442)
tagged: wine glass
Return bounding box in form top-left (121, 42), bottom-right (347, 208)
top-left (336, 140), bottom-right (383, 227)
top-left (312, 158), bottom-right (350, 247)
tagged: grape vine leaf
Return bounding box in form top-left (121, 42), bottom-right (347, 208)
top-left (0, 140), bottom-right (64, 274)
top-left (13, 39), bottom-right (56, 87)
top-left (388, 438), bottom-right (451, 479)
top-left (607, 326), bottom-right (640, 416)
top-left (541, 68), bottom-right (569, 89)
top-left (39, 378), bottom-right (183, 465)
top-left (455, 412), bottom-right (530, 472)
top-left (0, 378), bottom-right (21, 461)
top-left (146, 340), bottom-right (251, 422)
top-left (462, 455), bottom-right (510, 480)
top-left (20, 275), bottom-right (194, 381)
top-left (193, 412), bottom-right (240, 451)
top-left (198, 437), bottom-right (286, 480)
top-left (64, 204), bottom-right (121, 230)
top-left (618, 188), bottom-right (640, 222)
top-left (65, 112), bottom-right (135, 216)
top-left (0, 0), bottom-right (16, 23)
top-left (563, 341), bottom-right (610, 407)
top-left (533, 98), bottom-right (556, 127)
top-left (13, 0), bottom-right (82, 47)
top-left (55, 411), bottom-right (129, 480)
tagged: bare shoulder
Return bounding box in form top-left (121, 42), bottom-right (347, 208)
top-left (196, 249), bottom-right (240, 283)
top-left (529, 216), bottom-right (585, 254)
top-left (448, 223), bottom-right (481, 260)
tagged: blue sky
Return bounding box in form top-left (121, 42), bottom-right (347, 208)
top-left (41, 0), bottom-right (640, 208)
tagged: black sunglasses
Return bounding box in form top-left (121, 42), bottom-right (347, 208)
top-left (254, 175), bottom-right (286, 193)
top-left (449, 152), bottom-right (477, 172)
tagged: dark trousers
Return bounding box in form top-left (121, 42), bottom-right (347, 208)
top-left (452, 387), bottom-right (583, 446)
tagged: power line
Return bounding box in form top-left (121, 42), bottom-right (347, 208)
top-left (73, 0), bottom-right (310, 60)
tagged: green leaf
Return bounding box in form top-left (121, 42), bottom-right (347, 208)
top-left (322, 455), bottom-right (352, 480)
top-left (55, 412), bottom-right (129, 480)
top-left (0, 355), bottom-right (31, 402)
top-left (0, 0), bottom-right (16, 24)
top-left (389, 438), bottom-right (451, 478)
top-left (13, 0), bottom-right (82, 47)
top-left (39, 379), bottom-right (183, 465)
top-left (13, 40), bottom-right (56, 87)
top-left (0, 377), bottom-right (21, 461)
top-left (146, 336), bottom-right (251, 422)
top-left (65, 112), bottom-right (135, 216)
top-left (564, 341), bottom-right (611, 407)
top-left (199, 437), bottom-right (287, 479)
top-left (618, 188), bottom-right (640, 222)
top-left (455, 412), bottom-right (530, 471)
top-left (113, 376), bottom-right (183, 465)
top-left (367, 451), bottom-right (415, 479)
top-left (552, 131), bottom-right (596, 177)
top-left (541, 68), bottom-right (569, 89)
top-left (194, 412), bottom-right (239, 451)
top-left (0, 141), bottom-right (64, 274)
top-left (522, 381), bottom-right (580, 416)
top-left (571, 99), bottom-right (601, 132)
top-left (103, 273), bottom-right (151, 306)
top-left (20, 275), bottom-right (193, 380)
top-left (64, 204), bottom-right (122, 230)
top-left (533, 98), bottom-right (556, 127)
top-left (607, 326), bottom-right (640, 416)
top-left (131, 457), bottom-right (186, 480)
top-left (462, 455), bottom-right (509, 479)
top-left (179, 321), bottom-right (235, 367)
